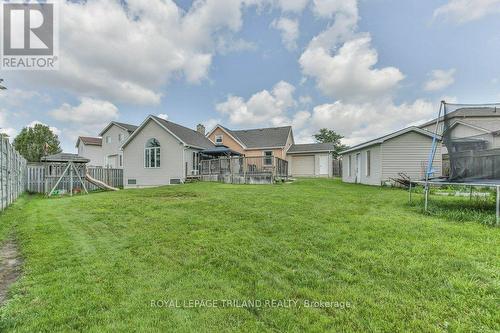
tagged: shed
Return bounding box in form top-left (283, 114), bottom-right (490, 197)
top-left (339, 127), bottom-right (442, 186)
top-left (286, 143), bottom-right (334, 177)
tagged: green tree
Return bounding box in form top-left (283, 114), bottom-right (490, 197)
top-left (313, 128), bottom-right (348, 158)
top-left (13, 124), bottom-right (62, 162)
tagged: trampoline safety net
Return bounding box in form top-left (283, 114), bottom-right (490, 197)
top-left (431, 102), bottom-right (500, 183)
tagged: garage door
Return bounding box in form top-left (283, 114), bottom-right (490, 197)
top-left (292, 155), bottom-right (315, 176)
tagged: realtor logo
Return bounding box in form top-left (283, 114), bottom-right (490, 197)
top-left (1, 1), bottom-right (59, 70)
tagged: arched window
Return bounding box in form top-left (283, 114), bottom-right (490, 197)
top-left (145, 138), bottom-right (160, 168)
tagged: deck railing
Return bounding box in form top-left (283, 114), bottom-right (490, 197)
top-left (200, 156), bottom-right (288, 184)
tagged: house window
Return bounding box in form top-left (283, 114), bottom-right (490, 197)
top-left (118, 133), bottom-right (124, 142)
top-left (215, 134), bottom-right (223, 144)
top-left (105, 136), bottom-right (111, 144)
top-left (192, 152), bottom-right (199, 173)
top-left (263, 151), bottom-right (273, 166)
top-left (145, 138), bottom-right (160, 168)
top-left (348, 155), bottom-right (352, 177)
top-left (366, 150), bottom-right (371, 177)
top-left (119, 154), bottom-right (123, 167)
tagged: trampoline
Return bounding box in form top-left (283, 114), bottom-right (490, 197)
top-left (419, 101), bottom-right (500, 226)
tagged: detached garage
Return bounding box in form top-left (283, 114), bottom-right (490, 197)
top-left (287, 143), bottom-right (334, 177)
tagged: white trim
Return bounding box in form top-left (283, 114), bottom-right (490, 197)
top-left (365, 150), bottom-right (371, 177)
top-left (287, 149), bottom-right (333, 154)
top-left (215, 134), bottom-right (223, 144)
top-left (245, 146), bottom-right (284, 150)
top-left (206, 125), bottom-right (247, 149)
top-left (99, 121), bottom-right (134, 136)
top-left (121, 115), bottom-right (186, 149)
top-left (446, 120), bottom-right (492, 134)
top-left (263, 150), bottom-right (273, 166)
top-left (144, 138), bottom-right (161, 169)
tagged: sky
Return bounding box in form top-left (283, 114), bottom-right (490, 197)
top-left (1, 0), bottom-right (500, 152)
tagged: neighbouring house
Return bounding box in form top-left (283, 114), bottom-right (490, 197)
top-left (419, 106), bottom-right (500, 135)
top-left (286, 143), bottom-right (334, 177)
top-left (76, 136), bottom-right (102, 167)
top-left (121, 115), bottom-right (215, 188)
top-left (340, 106), bottom-right (500, 186)
top-left (99, 121), bottom-right (138, 168)
top-left (207, 124), bottom-right (334, 177)
top-left (340, 127), bottom-right (442, 186)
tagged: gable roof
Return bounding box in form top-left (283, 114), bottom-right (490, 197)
top-left (287, 143), bottom-right (334, 154)
top-left (419, 106), bottom-right (500, 129)
top-left (41, 153), bottom-right (90, 163)
top-left (122, 115), bottom-right (215, 150)
top-left (446, 120), bottom-right (492, 135)
top-left (206, 125), bottom-right (247, 148)
top-left (75, 136), bottom-right (102, 148)
top-left (99, 121), bottom-right (138, 136)
top-left (339, 126), bottom-right (440, 155)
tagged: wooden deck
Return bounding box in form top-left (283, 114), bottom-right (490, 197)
top-left (200, 156), bottom-right (288, 184)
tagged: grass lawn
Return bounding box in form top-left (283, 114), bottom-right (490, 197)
top-left (0, 179), bottom-right (498, 332)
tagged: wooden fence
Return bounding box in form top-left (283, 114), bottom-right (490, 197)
top-left (26, 164), bottom-right (123, 194)
top-left (333, 159), bottom-right (342, 177)
top-left (0, 137), bottom-right (27, 212)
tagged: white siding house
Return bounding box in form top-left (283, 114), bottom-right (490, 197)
top-left (76, 137), bottom-right (103, 167)
top-left (99, 122), bottom-right (138, 169)
top-left (121, 115), bottom-right (214, 188)
top-left (341, 127), bottom-right (442, 185)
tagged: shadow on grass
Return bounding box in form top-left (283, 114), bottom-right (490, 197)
top-left (408, 195), bottom-right (497, 226)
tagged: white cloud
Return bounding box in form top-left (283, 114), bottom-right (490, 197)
top-left (203, 118), bottom-right (221, 132)
top-left (0, 109), bottom-right (17, 139)
top-left (275, 0), bottom-right (310, 13)
top-left (50, 98), bottom-right (119, 126)
top-left (424, 69), bottom-right (456, 91)
top-left (434, 0), bottom-right (500, 23)
top-left (157, 114), bottom-right (168, 120)
top-left (216, 81), bottom-right (296, 126)
top-left (300, 35), bottom-right (404, 102)
top-left (312, 0), bottom-right (358, 19)
top-left (6, 0), bottom-right (268, 106)
top-left (293, 98), bottom-right (437, 146)
top-left (299, 95), bottom-right (313, 105)
top-left (0, 89), bottom-right (51, 107)
top-left (27, 120), bottom-right (62, 137)
top-left (271, 17), bottom-right (299, 50)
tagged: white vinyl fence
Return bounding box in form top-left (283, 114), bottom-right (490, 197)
top-left (0, 137), bottom-right (27, 212)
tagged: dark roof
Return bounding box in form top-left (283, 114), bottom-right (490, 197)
top-left (201, 146), bottom-right (242, 156)
top-left (419, 107), bottom-right (500, 128)
top-left (114, 121), bottom-right (138, 133)
top-left (77, 136), bottom-right (102, 146)
top-left (287, 143), bottom-right (334, 154)
top-left (223, 126), bottom-right (292, 148)
top-left (151, 116), bottom-right (215, 149)
top-left (99, 121), bottom-right (138, 136)
top-left (41, 153), bottom-right (90, 163)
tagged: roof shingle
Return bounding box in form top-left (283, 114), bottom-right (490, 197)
top-left (78, 136), bottom-right (102, 146)
top-left (287, 143), bottom-right (334, 153)
top-left (223, 126), bottom-right (292, 148)
top-left (152, 116), bottom-right (215, 149)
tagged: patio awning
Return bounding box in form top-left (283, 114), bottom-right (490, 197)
top-left (201, 146), bottom-right (242, 156)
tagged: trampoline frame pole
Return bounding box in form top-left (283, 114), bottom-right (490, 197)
top-left (424, 184), bottom-right (429, 212)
